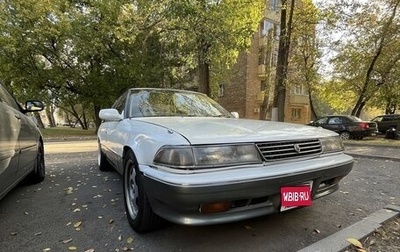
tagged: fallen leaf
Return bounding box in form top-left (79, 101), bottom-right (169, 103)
top-left (118, 234), bottom-right (122, 241)
top-left (66, 187), bottom-right (74, 195)
top-left (68, 246), bottom-right (77, 251)
top-left (63, 238), bottom-right (73, 244)
top-left (10, 232), bottom-right (17, 236)
top-left (84, 249), bottom-right (95, 252)
top-left (347, 238), bottom-right (364, 249)
top-left (74, 221), bottom-right (82, 228)
top-left (244, 225), bottom-right (254, 231)
top-left (127, 237), bottom-right (134, 244)
top-left (43, 248), bottom-right (51, 252)
top-left (34, 232), bottom-right (42, 236)
top-left (73, 208), bottom-right (81, 213)
top-left (313, 229), bottom-right (320, 234)
top-left (24, 212), bottom-right (29, 215)
top-left (109, 219), bottom-right (114, 224)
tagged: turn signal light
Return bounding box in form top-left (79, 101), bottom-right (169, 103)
top-left (200, 202), bottom-right (232, 214)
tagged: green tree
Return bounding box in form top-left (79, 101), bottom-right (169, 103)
top-left (289, 0), bottom-right (321, 120)
top-left (321, 0), bottom-right (400, 116)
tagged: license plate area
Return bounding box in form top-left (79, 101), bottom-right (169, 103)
top-left (280, 182), bottom-right (313, 212)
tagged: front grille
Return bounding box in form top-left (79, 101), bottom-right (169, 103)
top-left (256, 139), bottom-right (322, 161)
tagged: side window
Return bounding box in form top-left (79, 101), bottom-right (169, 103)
top-left (315, 117), bottom-right (328, 124)
top-left (328, 117), bottom-right (342, 125)
top-left (112, 91), bottom-right (128, 114)
top-left (0, 84), bottom-right (20, 111)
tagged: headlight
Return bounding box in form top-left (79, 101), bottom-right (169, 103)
top-left (154, 145), bottom-right (261, 169)
top-left (320, 136), bottom-right (344, 153)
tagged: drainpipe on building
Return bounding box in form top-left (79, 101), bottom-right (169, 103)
top-left (271, 107), bottom-right (279, 121)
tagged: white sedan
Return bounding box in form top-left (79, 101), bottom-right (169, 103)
top-left (97, 88), bottom-right (353, 232)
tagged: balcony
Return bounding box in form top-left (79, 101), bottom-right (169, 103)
top-left (289, 94), bottom-right (309, 105)
top-left (256, 91), bottom-right (265, 104)
top-left (258, 64), bottom-right (266, 76)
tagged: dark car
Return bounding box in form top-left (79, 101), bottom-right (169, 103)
top-left (309, 115), bottom-right (378, 140)
top-left (371, 114), bottom-right (400, 134)
top-left (0, 82), bottom-right (45, 200)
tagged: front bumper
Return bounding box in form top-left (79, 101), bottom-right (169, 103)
top-left (140, 153), bottom-right (353, 226)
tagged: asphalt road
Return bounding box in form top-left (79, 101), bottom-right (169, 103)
top-left (0, 140), bottom-right (399, 252)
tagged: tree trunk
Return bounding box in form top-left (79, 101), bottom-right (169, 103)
top-left (272, 0), bottom-right (295, 122)
top-left (45, 106), bottom-right (56, 127)
top-left (308, 94), bottom-right (318, 121)
top-left (355, 101), bottom-right (365, 117)
top-left (198, 59), bottom-right (210, 96)
top-left (34, 112), bottom-right (45, 129)
top-left (94, 104), bottom-right (101, 133)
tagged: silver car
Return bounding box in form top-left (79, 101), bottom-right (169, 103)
top-left (98, 88), bottom-right (354, 232)
top-left (0, 83), bottom-right (45, 200)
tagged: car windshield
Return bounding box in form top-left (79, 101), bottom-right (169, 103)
top-left (126, 89), bottom-right (233, 118)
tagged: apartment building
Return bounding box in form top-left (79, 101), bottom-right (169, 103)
top-left (217, 0), bottom-right (311, 124)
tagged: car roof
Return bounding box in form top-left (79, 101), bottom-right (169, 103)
top-left (128, 88), bottom-right (202, 95)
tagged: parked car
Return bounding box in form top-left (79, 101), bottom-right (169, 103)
top-left (0, 83), bottom-right (45, 200)
top-left (371, 114), bottom-right (400, 134)
top-left (98, 88), bottom-right (354, 232)
top-left (309, 115), bottom-right (378, 140)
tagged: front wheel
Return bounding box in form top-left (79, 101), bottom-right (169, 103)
top-left (123, 151), bottom-right (163, 233)
top-left (28, 141), bottom-right (45, 183)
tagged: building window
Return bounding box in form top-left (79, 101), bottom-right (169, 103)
top-left (292, 84), bottom-right (308, 95)
top-left (218, 84), bottom-right (224, 98)
top-left (260, 80), bottom-right (266, 91)
top-left (259, 19), bottom-right (274, 37)
top-left (258, 48), bottom-right (266, 65)
top-left (270, 0), bottom-right (280, 11)
top-left (292, 108), bottom-right (301, 121)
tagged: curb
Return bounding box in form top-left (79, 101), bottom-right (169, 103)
top-left (297, 205), bottom-right (400, 252)
top-left (343, 152), bottom-right (400, 162)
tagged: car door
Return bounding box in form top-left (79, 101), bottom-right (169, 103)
top-left (0, 87), bottom-right (21, 197)
top-left (312, 117), bottom-right (328, 128)
top-left (100, 91), bottom-right (128, 167)
top-left (325, 116), bottom-right (344, 133)
top-left (16, 109), bottom-right (39, 177)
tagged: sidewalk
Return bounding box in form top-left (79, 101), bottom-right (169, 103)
top-left (298, 142), bottom-right (400, 252)
top-left (343, 143), bottom-right (400, 162)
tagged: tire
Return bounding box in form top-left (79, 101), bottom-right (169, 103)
top-left (98, 142), bottom-right (112, 171)
top-left (28, 141), bottom-right (45, 183)
top-left (339, 131), bottom-right (351, 140)
top-left (123, 151), bottom-right (163, 232)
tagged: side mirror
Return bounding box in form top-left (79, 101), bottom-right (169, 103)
top-left (99, 109), bottom-right (123, 121)
top-left (25, 100), bottom-right (44, 112)
top-left (231, 112), bottom-right (239, 119)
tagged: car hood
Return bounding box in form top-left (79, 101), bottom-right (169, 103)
top-left (134, 117), bottom-right (336, 145)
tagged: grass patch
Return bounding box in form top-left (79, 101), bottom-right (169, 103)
top-left (41, 127), bottom-right (96, 139)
